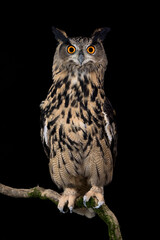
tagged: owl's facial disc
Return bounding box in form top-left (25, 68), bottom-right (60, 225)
top-left (66, 38), bottom-right (98, 67)
top-left (58, 37), bottom-right (107, 69)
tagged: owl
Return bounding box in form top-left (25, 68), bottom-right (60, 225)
top-left (40, 27), bottom-right (117, 214)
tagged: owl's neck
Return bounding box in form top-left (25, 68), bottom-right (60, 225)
top-left (52, 61), bottom-right (106, 88)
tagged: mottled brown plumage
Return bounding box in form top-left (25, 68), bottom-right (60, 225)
top-left (40, 27), bottom-right (117, 214)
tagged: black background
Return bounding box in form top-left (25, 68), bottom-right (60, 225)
top-left (0, 2), bottom-right (150, 240)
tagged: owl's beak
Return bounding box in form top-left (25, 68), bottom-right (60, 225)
top-left (78, 50), bottom-right (84, 65)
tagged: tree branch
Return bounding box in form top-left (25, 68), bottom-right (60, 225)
top-left (0, 183), bottom-right (122, 240)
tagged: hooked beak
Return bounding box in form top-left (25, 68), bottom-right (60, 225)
top-left (78, 50), bottom-right (84, 65)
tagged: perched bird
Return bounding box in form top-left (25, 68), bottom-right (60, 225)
top-left (40, 27), bottom-right (117, 214)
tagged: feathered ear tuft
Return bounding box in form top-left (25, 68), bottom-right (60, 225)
top-left (52, 27), bottom-right (68, 43)
top-left (92, 27), bottom-right (110, 43)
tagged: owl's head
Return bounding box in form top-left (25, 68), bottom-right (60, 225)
top-left (52, 27), bottom-right (110, 73)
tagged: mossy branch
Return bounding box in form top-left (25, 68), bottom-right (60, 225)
top-left (0, 183), bottom-right (122, 240)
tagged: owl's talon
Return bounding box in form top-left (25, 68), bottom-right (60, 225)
top-left (84, 186), bottom-right (104, 209)
top-left (83, 195), bottom-right (88, 207)
top-left (58, 188), bottom-right (78, 214)
top-left (69, 206), bottom-right (73, 213)
top-left (58, 207), bottom-right (66, 214)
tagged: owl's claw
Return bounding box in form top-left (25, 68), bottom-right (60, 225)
top-left (69, 206), bottom-right (73, 213)
top-left (58, 207), bottom-right (66, 214)
top-left (83, 195), bottom-right (88, 208)
top-left (83, 196), bottom-right (104, 209)
top-left (83, 186), bottom-right (105, 209)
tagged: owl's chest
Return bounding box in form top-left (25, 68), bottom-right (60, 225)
top-left (45, 83), bottom-right (102, 126)
top-left (41, 75), bottom-right (105, 147)
top-left (45, 93), bottom-right (90, 133)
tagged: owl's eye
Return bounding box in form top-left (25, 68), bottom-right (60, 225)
top-left (87, 46), bottom-right (95, 54)
top-left (67, 45), bottom-right (76, 54)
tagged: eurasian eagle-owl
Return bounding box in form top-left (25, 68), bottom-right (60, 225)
top-left (40, 27), bottom-right (117, 215)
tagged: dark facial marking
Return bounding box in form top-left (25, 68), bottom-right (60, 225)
top-left (59, 43), bottom-right (72, 60)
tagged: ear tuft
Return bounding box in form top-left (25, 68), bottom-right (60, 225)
top-left (52, 27), bottom-right (68, 43)
top-left (92, 27), bottom-right (110, 42)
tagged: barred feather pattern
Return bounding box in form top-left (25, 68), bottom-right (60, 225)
top-left (40, 62), bottom-right (117, 192)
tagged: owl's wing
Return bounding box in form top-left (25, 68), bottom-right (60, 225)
top-left (40, 103), bottom-right (50, 159)
top-left (103, 97), bottom-right (118, 165)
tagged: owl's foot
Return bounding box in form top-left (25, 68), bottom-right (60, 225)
top-left (83, 186), bottom-right (105, 209)
top-left (58, 188), bottom-right (79, 213)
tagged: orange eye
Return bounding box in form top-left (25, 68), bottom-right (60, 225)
top-left (67, 45), bottom-right (76, 54)
top-left (87, 46), bottom-right (95, 54)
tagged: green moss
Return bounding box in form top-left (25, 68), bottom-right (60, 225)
top-left (75, 197), bottom-right (122, 239)
top-left (86, 197), bottom-right (96, 208)
top-left (95, 206), bottom-right (122, 240)
top-left (75, 197), bottom-right (96, 208)
top-left (28, 187), bottom-right (58, 205)
top-left (28, 189), bottom-right (122, 240)
top-left (28, 188), bottom-right (47, 200)
top-left (75, 197), bottom-right (83, 208)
